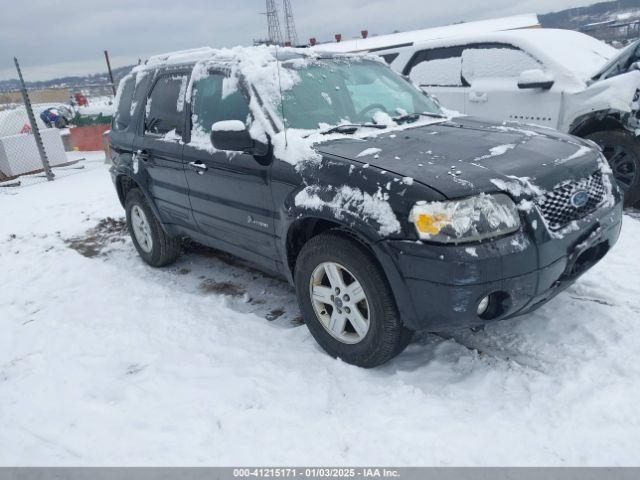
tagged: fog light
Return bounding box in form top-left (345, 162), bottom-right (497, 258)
top-left (477, 295), bottom-right (490, 316)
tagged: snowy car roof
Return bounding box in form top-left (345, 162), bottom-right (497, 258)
top-left (134, 45), bottom-right (344, 74)
top-left (312, 14), bottom-right (540, 54)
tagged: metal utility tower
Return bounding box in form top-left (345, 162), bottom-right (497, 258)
top-left (265, 0), bottom-right (284, 46)
top-left (282, 0), bottom-right (298, 46)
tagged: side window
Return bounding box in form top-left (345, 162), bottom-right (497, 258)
top-left (461, 45), bottom-right (542, 82)
top-left (144, 74), bottom-right (188, 136)
top-left (190, 73), bottom-right (250, 143)
top-left (407, 47), bottom-right (464, 87)
top-left (380, 53), bottom-right (399, 65)
top-left (113, 76), bottom-right (136, 131)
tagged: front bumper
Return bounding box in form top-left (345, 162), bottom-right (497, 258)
top-left (382, 200), bottom-right (624, 332)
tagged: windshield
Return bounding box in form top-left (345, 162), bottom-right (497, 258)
top-left (274, 58), bottom-right (442, 130)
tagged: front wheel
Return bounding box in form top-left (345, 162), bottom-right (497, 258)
top-left (586, 130), bottom-right (640, 207)
top-left (294, 231), bottom-right (413, 368)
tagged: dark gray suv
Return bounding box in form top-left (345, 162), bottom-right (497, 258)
top-left (109, 47), bottom-right (623, 367)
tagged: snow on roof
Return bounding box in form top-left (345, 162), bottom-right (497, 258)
top-left (311, 14), bottom-right (540, 54)
top-left (134, 45), bottom-right (315, 74)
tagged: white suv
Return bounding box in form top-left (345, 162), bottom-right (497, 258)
top-left (323, 29), bottom-right (640, 206)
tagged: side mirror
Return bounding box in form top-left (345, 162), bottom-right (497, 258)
top-left (518, 69), bottom-right (555, 90)
top-left (210, 120), bottom-right (268, 156)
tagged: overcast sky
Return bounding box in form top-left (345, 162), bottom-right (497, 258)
top-left (0, 0), bottom-right (599, 81)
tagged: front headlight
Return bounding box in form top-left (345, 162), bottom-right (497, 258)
top-left (409, 193), bottom-right (521, 244)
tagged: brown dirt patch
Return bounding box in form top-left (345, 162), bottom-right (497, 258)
top-left (66, 217), bottom-right (127, 258)
top-left (199, 279), bottom-right (246, 297)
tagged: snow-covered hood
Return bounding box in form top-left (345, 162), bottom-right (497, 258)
top-left (316, 117), bottom-right (602, 200)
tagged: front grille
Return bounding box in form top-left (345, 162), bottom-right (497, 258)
top-left (537, 171), bottom-right (607, 231)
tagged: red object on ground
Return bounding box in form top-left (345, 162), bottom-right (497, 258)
top-left (74, 92), bottom-right (89, 107)
top-left (20, 124), bottom-right (32, 134)
top-left (69, 125), bottom-right (111, 151)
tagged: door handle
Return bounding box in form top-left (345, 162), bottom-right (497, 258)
top-left (469, 91), bottom-right (488, 103)
top-left (189, 161), bottom-right (208, 175)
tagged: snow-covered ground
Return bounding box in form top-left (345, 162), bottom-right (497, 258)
top-left (1, 159), bottom-right (640, 466)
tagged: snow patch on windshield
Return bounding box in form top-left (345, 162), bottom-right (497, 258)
top-left (295, 185), bottom-right (401, 236)
top-left (372, 111), bottom-right (395, 126)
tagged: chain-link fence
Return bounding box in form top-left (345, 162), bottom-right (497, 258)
top-left (0, 58), bottom-right (109, 189)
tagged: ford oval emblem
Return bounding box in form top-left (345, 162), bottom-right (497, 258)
top-left (570, 190), bottom-right (589, 208)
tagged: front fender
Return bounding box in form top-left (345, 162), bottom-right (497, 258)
top-left (565, 71), bottom-right (640, 134)
top-left (286, 184), bottom-right (403, 241)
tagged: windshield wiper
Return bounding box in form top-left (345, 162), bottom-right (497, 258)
top-left (392, 112), bottom-right (447, 124)
top-left (319, 123), bottom-right (387, 135)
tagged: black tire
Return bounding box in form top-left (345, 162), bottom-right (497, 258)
top-left (586, 130), bottom-right (640, 207)
top-left (125, 188), bottom-right (180, 267)
top-left (294, 231), bottom-right (413, 368)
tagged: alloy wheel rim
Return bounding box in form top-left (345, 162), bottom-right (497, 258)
top-left (131, 205), bottom-right (154, 254)
top-left (309, 262), bottom-right (370, 345)
top-left (602, 143), bottom-right (638, 191)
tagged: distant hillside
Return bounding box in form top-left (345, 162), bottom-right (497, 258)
top-left (540, 0), bottom-right (640, 43)
top-left (0, 65), bottom-right (134, 93)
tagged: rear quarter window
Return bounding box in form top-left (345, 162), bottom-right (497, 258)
top-left (113, 75), bottom-right (136, 131)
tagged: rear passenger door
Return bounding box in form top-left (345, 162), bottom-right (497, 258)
top-left (182, 70), bottom-right (277, 271)
top-left (403, 46), bottom-right (467, 114)
top-left (133, 69), bottom-right (194, 229)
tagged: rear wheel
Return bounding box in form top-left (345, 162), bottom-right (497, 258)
top-left (125, 189), bottom-right (180, 267)
top-left (294, 231), bottom-right (413, 368)
top-left (586, 130), bottom-right (640, 207)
